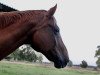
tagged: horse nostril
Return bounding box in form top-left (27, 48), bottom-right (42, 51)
top-left (60, 59), bottom-right (69, 68)
top-left (61, 59), bottom-right (69, 68)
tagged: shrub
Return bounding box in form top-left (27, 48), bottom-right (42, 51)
top-left (67, 60), bottom-right (73, 67)
top-left (80, 60), bottom-right (88, 68)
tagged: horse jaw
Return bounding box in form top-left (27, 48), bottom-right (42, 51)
top-left (42, 47), bottom-right (69, 68)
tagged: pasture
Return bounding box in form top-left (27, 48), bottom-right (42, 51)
top-left (0, 61), bottom-right (100, 75)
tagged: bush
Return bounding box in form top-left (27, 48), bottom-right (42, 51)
top-left (93, 67), bottom-right (98, 71)
top-left (4, 55), bottom-right (12, 61)
top-left (67, 60), bottom-right (73, 67)
top-left (96, 57), bottom-right (100, 68)
top-left (5, 45), bottom-right (38, 62)
top-left (95, 45), bottom-right (100, 68)
top-left (80, 60), bottom-right (88, 68)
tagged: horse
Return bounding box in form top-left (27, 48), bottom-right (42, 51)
top-left (0, 5), bottom-right (69, 68)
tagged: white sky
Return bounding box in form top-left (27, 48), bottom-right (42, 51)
top-left (1, 0), bottom-right (100, 66)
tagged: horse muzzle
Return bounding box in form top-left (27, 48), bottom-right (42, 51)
top-left (54, 57), bottom-right (69, 68)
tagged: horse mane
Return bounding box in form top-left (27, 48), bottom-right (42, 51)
top-left (0, 10), bottom-right (46, 29)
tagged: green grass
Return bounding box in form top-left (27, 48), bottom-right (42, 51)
top-left (0, 61), bottom-right (100, 75)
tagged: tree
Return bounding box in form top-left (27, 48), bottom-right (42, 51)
top-left (5, 48), bottom-right (19, 61)
top-left (80, 60), bottom-right (88, 68)
top-left (95, 46), bottom-right (100, 68)
top-left (4, 55), bottom-right (12, 61)
top-left (10, 48), bottom-right (20, 60)
top-left (18, 45), bottom-right (38, 62)
top-left (7, 44), bottom-right (38, 62)
top-left (96, 57), bottom-right (100, 68)
top-left (37, 54), bottom-right (43, 63)
top-left (67, 60), bottom-right (73, 67)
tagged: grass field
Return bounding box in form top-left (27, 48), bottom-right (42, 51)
top-left (0, 61), bottom-right (100, 75)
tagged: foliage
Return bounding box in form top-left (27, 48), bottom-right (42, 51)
top-left (17, 45), bottom-right (38, 62)
top-left (67, 60), bottom-right (73, 67)
top-left (4, 55), bottom-right (12, 61)
top-left (95, 48), bottom-right (100, 57)
top-left (10, 48), bottom-right (20, 60)
top-left (96, 57), bottom-right (100, 68)
top-left (37, 54), bottom-right (43, 63)
top-left (95, 46), bottom-right (100, 68)
top-left (5, 45), bottom-right (42, 62)
top-left (80, 60), bottom-right (88, 68)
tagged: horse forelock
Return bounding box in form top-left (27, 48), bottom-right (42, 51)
top-left (0, 10), bottom-right (47, 29)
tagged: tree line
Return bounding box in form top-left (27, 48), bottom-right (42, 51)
top-left (5, 45), bottom-right (43, 63)
top-left (5, 44), bottom-right (100, 69)
top-left (95, 45), bottom-right (100, 68)
top-left (67, 45), bottom-right (100, 69)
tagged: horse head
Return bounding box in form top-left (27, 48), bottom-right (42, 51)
top-left (30, 5), bottom-right (69, 68)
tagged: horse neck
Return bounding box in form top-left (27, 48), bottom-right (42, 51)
top-left (0, 10), bottom-right (46, 46)
top-left (0, 10), bottom-right (46, 29)
top-left (0, 10), bottom-right (46, 60)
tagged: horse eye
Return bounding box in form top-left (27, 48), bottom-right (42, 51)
top-left (48, 24), bottom-right (59, 35)
top-left (54, 29), bottom-right (59, 35)
top-left (55, 28), bottom-right (59, 32)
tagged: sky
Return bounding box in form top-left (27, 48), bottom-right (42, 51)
top-left (1, 0), bottom-right (100, 66)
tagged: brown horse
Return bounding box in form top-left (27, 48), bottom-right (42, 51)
top-left (0, 5), bottom-right (69, 68)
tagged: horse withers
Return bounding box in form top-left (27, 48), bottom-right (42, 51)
top-left (0, 5), bottom-right (69, 68)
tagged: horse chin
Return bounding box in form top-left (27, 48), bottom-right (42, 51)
top-left (42, 51), bottom-right (69, 68)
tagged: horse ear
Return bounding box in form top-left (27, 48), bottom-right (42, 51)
top-left (46, 4), bottom-right (57, 18)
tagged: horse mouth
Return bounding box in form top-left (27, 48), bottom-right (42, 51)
top-left (54, 63), bottom-right (66, 68)
top-left (54, 60), bottom-right (69, 68)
